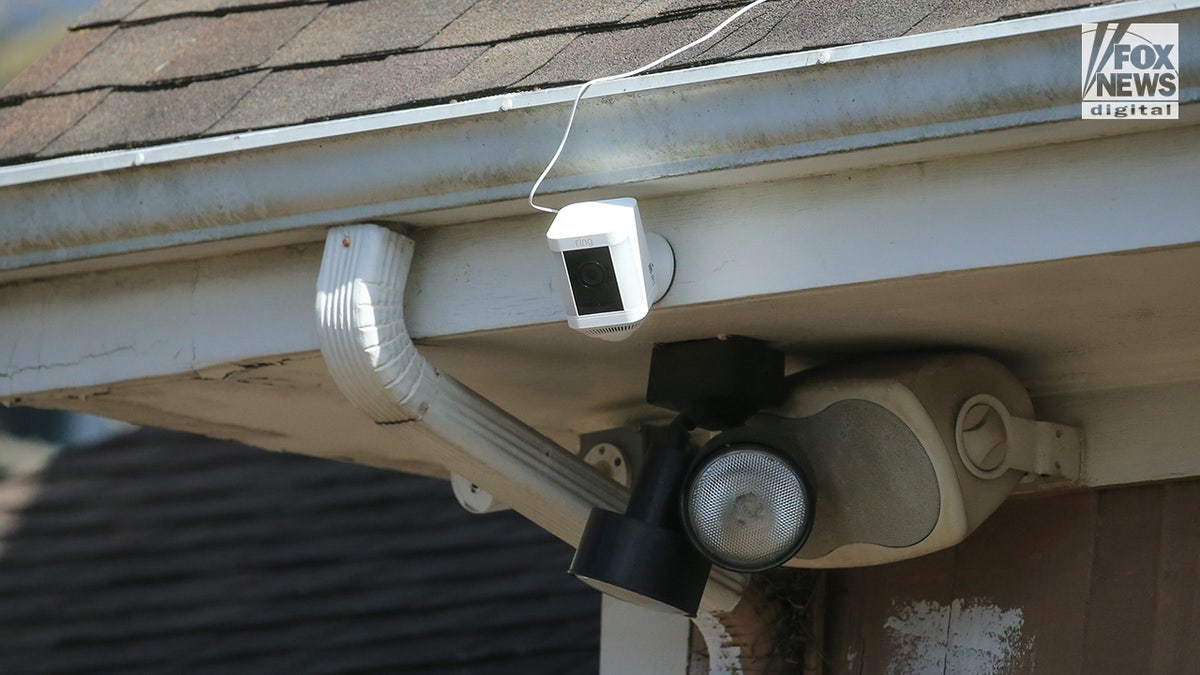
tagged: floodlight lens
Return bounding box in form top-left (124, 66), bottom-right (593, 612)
top-left (683, 445), bottom-right (812, 572)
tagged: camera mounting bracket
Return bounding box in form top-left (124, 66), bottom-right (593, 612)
top-left (646, 336), bottom-right (786, 431)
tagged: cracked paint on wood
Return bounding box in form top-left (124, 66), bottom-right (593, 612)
top-left (883, 598), bottom-right (1034, 675)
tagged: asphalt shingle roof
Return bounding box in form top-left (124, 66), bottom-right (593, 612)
top-left (0, 0), bottom-right (1121, 166)
top-left (0, 429), bottom-right (599, 674)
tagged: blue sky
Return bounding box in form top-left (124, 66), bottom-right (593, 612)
top-left (0, 0), bottom-right (94, 39)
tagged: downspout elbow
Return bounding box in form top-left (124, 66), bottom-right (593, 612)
top-left (315, 224), bottom-right (626, 544)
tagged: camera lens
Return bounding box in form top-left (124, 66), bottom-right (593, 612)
top-left (563, 247), bottom-right (623, 315)
top-left (578, 261), bottom-right (606, 288)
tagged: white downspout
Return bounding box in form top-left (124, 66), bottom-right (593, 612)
top-left (316, 223), bottom-right (622, 542)
top-left (315, 223), bottom-right (746, 615)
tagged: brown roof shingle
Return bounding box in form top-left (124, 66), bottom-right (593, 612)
top-left (265, 0), bottom-right (474, 66)
top-left (424, 0), bottom-right (644, 48)
top-left (125, 0), bottom-right (326, 24)
top-left (0, 27), bottom-right (115, 99)
top-left (443, 32), bottom-right (578, 95)
top-left (71, 0), bottom-right (151, 28)
top-left (48, 16), bottom-right (214, 91)
top-left (152, 5), bottom-right (324, 80)
top-left (737, 0), bottom-right (945, 57)
top-left (41, 72), bottom-right (268, 155)
top-left (516, 8), bottom-right (761, 86)
top-left (209, 44), bottom-right (486, 133)
top-left (0, 90), bottom-right (109, 160)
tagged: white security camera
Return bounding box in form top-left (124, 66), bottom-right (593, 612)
top-left (546, 198), bottom-right (675, 341)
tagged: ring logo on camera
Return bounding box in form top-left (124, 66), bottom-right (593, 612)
top-left (1082, 22), bottom-right (1179, 120)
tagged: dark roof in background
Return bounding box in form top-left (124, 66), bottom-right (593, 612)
top-left (0, 0), bottom-right (1122, 166)
top-left (0, 429), bottom-right (598, 674)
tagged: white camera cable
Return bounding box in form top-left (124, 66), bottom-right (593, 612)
top-left (528, 0), bottom-right (771, 214)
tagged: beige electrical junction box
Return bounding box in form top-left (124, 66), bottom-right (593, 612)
top-left (743, 353), bottom-right (1081, 568)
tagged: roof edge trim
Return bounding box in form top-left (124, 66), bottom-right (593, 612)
top-left (1, 0), bottom-right (1192, 188)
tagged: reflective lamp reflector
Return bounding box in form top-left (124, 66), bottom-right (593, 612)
top-left (682, 445), bottom-right (813, 572)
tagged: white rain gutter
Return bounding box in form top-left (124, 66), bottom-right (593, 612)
top-left (315, 223), bottom-right (746, 613)
top-left (1, 0), bottom-right (1196, 280)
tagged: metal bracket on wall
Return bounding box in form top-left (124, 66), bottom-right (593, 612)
top-left (579, 425), bottom-right (649, 490)
top-left (956, 394), bottom-right (1083, 482)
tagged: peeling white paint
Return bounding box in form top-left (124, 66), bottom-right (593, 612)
top-left (693, 611), bottom-right (743, 675)
top-left (884, 600), bottom-right (951, 674)
top-left (884, 598), bottom-right (1034, 674)
top-left (947, 599), bottom-right (1035, 674)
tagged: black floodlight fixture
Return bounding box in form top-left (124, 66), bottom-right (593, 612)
top-left (569, 419), bottom-right (712, 616)
top-left (647, 336), bottom-right (813, 573)
top-left (681, 430), bottom-right (814, 572)
top-left (570, 336), bottom-right (809, 613)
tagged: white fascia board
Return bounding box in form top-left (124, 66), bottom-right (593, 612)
top-left (0, 1), bottom-right (1197, 279)
top-left (4, 123), bottom-right (1199, 399)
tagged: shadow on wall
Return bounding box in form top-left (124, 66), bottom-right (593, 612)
top-left (0, 428), bottom-right (600, 674)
